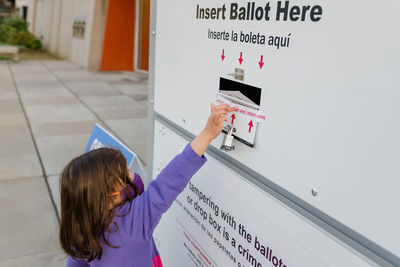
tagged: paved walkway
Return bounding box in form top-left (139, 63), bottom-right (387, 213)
top-left (0, 60), bottom-right (148, 266)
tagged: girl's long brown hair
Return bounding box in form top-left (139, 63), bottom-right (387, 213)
top-left (59, 147), bottom-right (140, 262)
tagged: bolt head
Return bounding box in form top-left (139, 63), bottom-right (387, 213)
top-left (311, 188), bottom-right (318, 197)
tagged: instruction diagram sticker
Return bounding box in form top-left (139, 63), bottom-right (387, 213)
top-left (85, 124), bottom-right (135, 167)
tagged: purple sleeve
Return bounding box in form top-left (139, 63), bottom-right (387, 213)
top-left (133, 173), bottom-right (145, 193)
top-left (67, 257), bottom-right (89, 267)
top-left (123, 144), bottom-right (206, 241)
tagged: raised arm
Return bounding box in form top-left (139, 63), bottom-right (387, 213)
top-left (122, 104), bottom-right (237, 240)
top-left (191, 103), bottom-right (236, 156)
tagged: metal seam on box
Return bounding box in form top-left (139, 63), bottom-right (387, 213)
top-left (153, 111), bottom-right (399, 267)
top-left (146, 0), bottom-right (157, 187)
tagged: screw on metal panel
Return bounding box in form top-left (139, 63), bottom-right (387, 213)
top-left (311, 188), bottom-right (318, 197)
top-left (150, 99), bottom-right (154, 104)
top-left (152, 31), bottom-right (156, 35)
top-left (182, 118), bottom-right (186, 123)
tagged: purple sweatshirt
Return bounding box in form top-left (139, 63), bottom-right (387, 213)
top-left (67, 144), bottom-right (207, 267)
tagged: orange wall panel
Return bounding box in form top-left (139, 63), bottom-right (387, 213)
top-left (139, 0), bottom-right (150, 70)
top-left (101, 0), bottom-right (135, 71)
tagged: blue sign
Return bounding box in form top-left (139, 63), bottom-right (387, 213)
top-left (85, 124), bottom-right (135, 167)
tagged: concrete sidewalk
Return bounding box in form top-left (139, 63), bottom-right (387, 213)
top-left (0, 60), bottom-right (148, 266)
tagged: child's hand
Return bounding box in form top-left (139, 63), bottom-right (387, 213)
top-left (204, 103), bottom-right (238, 141)
top-left (190, 103), bottom-right (238, 156)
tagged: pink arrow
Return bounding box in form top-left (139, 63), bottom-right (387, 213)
top-left (248, 120), bottom-right (254, 133)
top-left (221, 49), bottom-right (225, 61)
top-left (239, 52), bottom-right (243, 65)
top-left (231, 114), bottom-right (236, 124)
top-left (259, 55), bottom-right (264, 69)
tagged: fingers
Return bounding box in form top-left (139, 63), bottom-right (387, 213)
top-left (211, 103), bottom-right (239, 126)
top-left (214, 110), bottom-right (230, 117)
top-left (213, 115), bottom-right (227, 125)
top-left (212, 114), bottom-right (227, 125)
top-left (211, 103), bottom-right (217, 114)
top-left (213, 114), bottom-right (224, 124)
top-left (213, 104), bottom-right (239, 114)
top-left (214, 104), bottom-right (229, 110)
top-left (214, 104), bottom-right (233, 114)
top-left (213, 103), bottom-right (239, 110)
top-left (212, 104), bottom-right (238, 123)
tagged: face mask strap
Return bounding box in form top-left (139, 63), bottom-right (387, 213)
top-left (108, 185), bottom-right (136, 202)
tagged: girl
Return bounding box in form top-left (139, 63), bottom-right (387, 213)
top-left (59, 104), bottom-right (237, 267)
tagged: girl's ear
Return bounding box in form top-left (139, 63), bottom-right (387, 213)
top-left (108, 194), bottom-right (122, 210)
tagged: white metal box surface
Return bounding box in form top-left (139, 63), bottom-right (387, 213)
top-left (152, 0), bottom-right (400, 258)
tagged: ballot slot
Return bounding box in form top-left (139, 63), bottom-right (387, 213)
top-left (219, 77), bottom-right (261, 106)
top-left (217, 78), bottom-right (263, 148)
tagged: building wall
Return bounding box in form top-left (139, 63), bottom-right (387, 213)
top-left (19, 0), bottom-right (147, 72)
top-left (47, 0), bottom-right (62, 55)
top-left (88, 0), bottom-right (108, 70)
top-left (57, 0), bottom-right (97, 69)
top-left (34, 0), bottom-right (50, 47)
top-left (24, 0), bottom-right (34, 32)
top-left (21, 0), bottom-right (103, 70)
